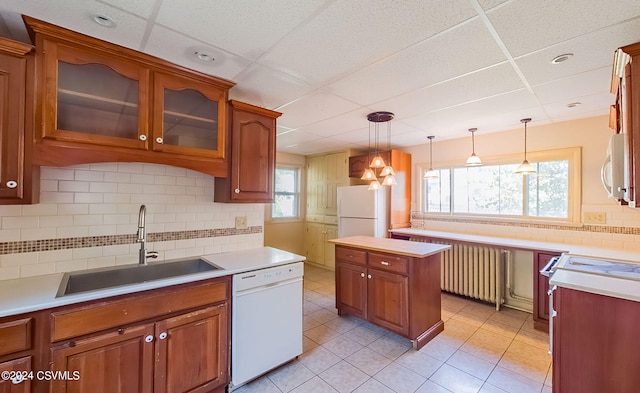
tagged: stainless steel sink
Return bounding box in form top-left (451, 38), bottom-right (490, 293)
top-left (56, 258), bottom-right (220, 297)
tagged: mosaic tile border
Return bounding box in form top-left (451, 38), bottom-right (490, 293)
top-left (0, 226), bottom-right (263, 255)
top-left (411, 215), bottom-right (640, 235)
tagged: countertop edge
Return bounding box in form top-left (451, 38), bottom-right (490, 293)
top-left (330, 236), bottom-right (450, 258)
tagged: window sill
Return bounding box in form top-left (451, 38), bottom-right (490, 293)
top-left (413, 213), bottom-right (583, 228)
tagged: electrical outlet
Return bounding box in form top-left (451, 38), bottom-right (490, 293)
top-left (583, 212), bottom-right (606, 224)
top-left (235, 216), bottom-right (248, 230)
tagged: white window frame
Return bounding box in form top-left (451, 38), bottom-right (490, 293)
top-left (417, 147), bottom-right (582, 224)
top-left (270, 166), bottom-right (301, 221)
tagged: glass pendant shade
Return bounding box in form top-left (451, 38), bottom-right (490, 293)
top-left (379, 165), bottom-right (395, 177)
top-left (367, 180), bottom-right (382, 190)
top-left (515, 160), bottom-right (536, 174)
top-left (515, 118), bottom-right (536, 175)
top-left (361, 168), bottom-right (377, 181)
top-left (424, 168), bottom-right (438, 179)
top-left (465, 153), bottom-right (482, 166)
top-left (382, 174), bottom-right (397, 186)
top-left (369, 155), bottom-right (386, 168)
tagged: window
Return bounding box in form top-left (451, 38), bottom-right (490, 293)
top-left (272, 167), bottom-right (300, 219)
top-left (423, 148), bottom-right (580, 222)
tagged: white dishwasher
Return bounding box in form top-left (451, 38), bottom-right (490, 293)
top-left (230, 262), bottom-right (304, 391)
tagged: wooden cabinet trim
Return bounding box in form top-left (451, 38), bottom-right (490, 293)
top-left (51, 278), bottom-right (228, 342)
top-left (0, 318), bottom-right (32, 357)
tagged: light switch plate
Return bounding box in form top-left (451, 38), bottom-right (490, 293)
top-left (235, 216), bottom-right (248, 230)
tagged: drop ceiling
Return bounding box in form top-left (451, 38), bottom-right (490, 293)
top-left (1, 0), bottom-right (639, 156)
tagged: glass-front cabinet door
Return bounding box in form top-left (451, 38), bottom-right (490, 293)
top-left (152, 72), bottom-right (226, 158)
top-left (41, 40), bottom-right (150, 149)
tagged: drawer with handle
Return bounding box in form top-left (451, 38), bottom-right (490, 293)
top-left (335, 246), bottom-right (367, 266)
top-left (368, 252), bottom-right (409, 274)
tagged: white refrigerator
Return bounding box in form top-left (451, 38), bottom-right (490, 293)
top-left (337, 185), bottom-right (389, 238)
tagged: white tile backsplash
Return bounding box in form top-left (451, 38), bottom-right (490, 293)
top-left (0, 162), bottom-right (265, 281)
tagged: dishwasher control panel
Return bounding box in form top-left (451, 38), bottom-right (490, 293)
top-left (233, 262), bottom-right (304, 292)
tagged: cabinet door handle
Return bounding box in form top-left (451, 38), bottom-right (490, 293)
top-left (159, 332), bottom-right (168, 340)
top-left (367, 274), bottom-right (372, 279)
top-left (360, 273), bottom-right (365, 278)
top-left (380, 261), bottom-right (390, 266)
top-left (6, 180), bottom-right (17, 188)
top-left (139, 135), bottom-right (147, 141)
top-left (145, 335), bottom-right (154, 343)
top-left (234, 188), bottom-right (240, 194)
top-left (11, 374), bottom-right (24, 385)
top-left (156, 137), bottom-right (163, 144)
top-left (548, 285), bottom-right (557, 355)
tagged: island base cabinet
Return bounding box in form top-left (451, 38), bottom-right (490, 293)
top-left (51, 323), bottom-right (155, 393)
top-left (334, 245), bottom-right (444, 349)
top-left (553, 287), bottom-right (640, 393)
top-left (0, 356), bottom-right (32, 393)
top-left (335, 262), bottom-right (366, 319)
top-left (367, 269), bottom-right (409, 336)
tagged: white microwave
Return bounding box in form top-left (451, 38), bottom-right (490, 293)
top-left (600, 133), bottom-right (628, 200)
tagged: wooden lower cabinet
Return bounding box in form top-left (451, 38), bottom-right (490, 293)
top-left (552, 286), bottom-right (640, 393)
top-left (154, 305), bottom-right (228, 393)
top-left (0, 356), bottom-right (32, 392)
top-left (335, 245), bottom-right (443, 349)
top-left (367, 268), bottom-right (409, 336)
top-left (47, 277), bottom-right (230, 393)
top-left (51, 324), bottom-right (155, 393)
top-left (335, 262), bottom-right (366, 318)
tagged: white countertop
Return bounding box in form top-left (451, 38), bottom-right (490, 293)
top-left (391, 228), bottom-right (640, 302)
top-left (0, 247), bottom-right (305, 318)
top-left (330, 235), bottom-right (449, 258)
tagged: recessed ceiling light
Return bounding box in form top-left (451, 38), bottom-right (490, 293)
top-left (551, 53), bottom-right (573, 64)
top-left (567, 102), bottom-right (581, 108)
top-left (93, 14), bottom-right (115, 28)
top-left (194, 51), bottom-right (215, 62)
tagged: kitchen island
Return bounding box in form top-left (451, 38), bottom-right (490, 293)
top-left (329, 236), bottom-right (449, 349)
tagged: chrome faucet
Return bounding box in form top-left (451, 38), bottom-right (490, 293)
top-left (137, 205), bottom-right (158, 265)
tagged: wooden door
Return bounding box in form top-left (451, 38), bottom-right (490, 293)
top-left (50, 324), bottom-right (154, 393)
top-left (306, 155), bottom-right (326, 216)
top-left (0, 356), bottom-right (31, 393)
top-left (0, 40), bottom-right (33, 203)
top-left (533, 252), bottom-right (555, 330)
top-left (154, 305), bottom-right (228, 393)
top-left (305, 222), bottom-right (325, 265)
top-left (335, 262), bottom-right (367, 318)
top-left (367, 268), bottom-right (409, 336)
top-left (553, 287), bottom-right (640, 393)
top-left (323, 225), bottom-right (338, 270)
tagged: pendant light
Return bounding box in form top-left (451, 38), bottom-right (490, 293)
top-left (363, 111), bottom-right (396, 188)
top-left (424, 136), bottom-right (438, 179)
top-left (465, 128), bottom-right (482, 167)
top-left (515, 118), bottom-right (536, 174)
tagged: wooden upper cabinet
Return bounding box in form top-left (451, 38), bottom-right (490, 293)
top-left (152, 72), bottom-right (226, 159)
top-left (214, 100), bottom-right (281, 203)
top-left (40, 39), bottom-right (150, 149)
top-left (24, 16), bottom-right (234, 178)
top-left (0, 38), bottom-right (38, 204)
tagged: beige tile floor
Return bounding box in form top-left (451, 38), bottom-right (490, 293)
top-left (235, 264), bottom-right (553, 393)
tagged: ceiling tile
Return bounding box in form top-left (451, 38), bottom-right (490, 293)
top-left (144, 25), bottom-right (250, 80)
top-left (276, 129), bottom-right (323, 148)
top-left (276, 91), bottom-right (360, 129)
top-left (516, 17), bottom-right (640, 86)
top-left (3, 0), bottom-right (147, 50)
top-left (543, 91), bottom-right (613, 118)
top-left (487, 0), bottom-right (640, 57)
top-left (98, 0), bottom-right (158, 18)
top-left (329, 18), bottom-right (507, 105)
top-left (260, 0), bottom-right (477, 85)
top-left (229, 64), bottom-right (314, 109)
top-left (376, 62), bottom-right (524, 120)
top-left (532, 66), bottom-right (611, 105)
top-left (477, 0), bottom-right (510, 11)
top-left (156, 0), bottom-right (327, 60)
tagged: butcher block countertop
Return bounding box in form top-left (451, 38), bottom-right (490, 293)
top-left (329, 236), bottom-right (450, 258)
